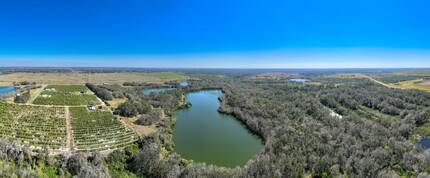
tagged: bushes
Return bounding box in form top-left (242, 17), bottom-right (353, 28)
top-left (115, 101), bottom-right (139, 117)
top-left (112, 91), bottom-right (125, 98)
top-left (86, 83), bottom-right (113, 101)
top-left (114, 99), bottom-right (151, 118)
top-left (14, 91), bottom-right (30, 103)
top-left (136, 108), bottom-right (163, 126)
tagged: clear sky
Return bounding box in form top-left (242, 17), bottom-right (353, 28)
top-left (0, 0), bottom-right (429, 68)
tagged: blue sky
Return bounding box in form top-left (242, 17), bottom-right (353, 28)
top-left (0, 0), bottom-right (429, 68)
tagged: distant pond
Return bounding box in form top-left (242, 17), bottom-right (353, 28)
top-left (180, 81), bottom-right (188, 86)
top-left (0, 86), bottom-right (17, 96)
top-left (142, 88), bottom-right (174, 95)
top-left (418, 137), bottom-right (430, 150)
top-left (173, 90), bottom-right (263, 167)
top-left (290, 78), bottom-right (311, 82)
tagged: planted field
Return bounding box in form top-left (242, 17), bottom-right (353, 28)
top-left (388, 79), bottom-right (430, 91)
top-left (33, 85), bottom-right (100, 106)
top-left (70, 107), bottom-right (138, 152)
top-left (0, 102), bottom-right (67, 151)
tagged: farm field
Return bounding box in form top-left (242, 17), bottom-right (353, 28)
top-left (70, 107), bottom-right (138, 152)
top-left (0, 102), bottom-right (67, 151)
top-left (0, 72), bottom-right (188, 85)
top-left (388, 78), bottom-right (430, 91)
top-left (32, 85), bottom-right (100, 106)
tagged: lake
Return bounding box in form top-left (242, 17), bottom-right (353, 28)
top-left (418, 137), bottom-right (430, 150)
top-left (142, 88), bottom-right (174, 95)
top-left (180, 81), bottom-right (188, 86)
top-left (173, 90), bottom-right (263, 167)
top-left (290, 78), bottom-right (310, 82)
top-left (0, 86), bottom-right (17, 95)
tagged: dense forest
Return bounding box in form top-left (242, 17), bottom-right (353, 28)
top-left (1, 72), bottom-right (430, 177)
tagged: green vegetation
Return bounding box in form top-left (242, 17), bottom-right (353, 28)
top-left (70, 107), bottom-right (138, 151)
top-left (0, 102), bottom-right (66, 150)
top-left (389, 79), bottom-right (430, 91)
top-left (0, 140), bottom-right (110, 177)
top-left (33, 85), bottom-right (100, 105)
top-left (86, 83), bottom-right (114, 101)
top-left (1, 69), bottom-right (430, 177)
top-left (14, 91), bottom-right (30, 103)
top-left (395, 70), bottom-right (430, 76)
top-left (43, 85), bottom-right (89, 92)
top-left (374, 74), bottom-right (423, 83)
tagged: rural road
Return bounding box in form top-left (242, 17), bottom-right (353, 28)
top-left (65, 106), bottom-right (74, 152)
top-left (358, 74), bottom-right (402, 89)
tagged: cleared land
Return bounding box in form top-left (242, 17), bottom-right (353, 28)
top-left (121, 117), bottom-right (156, 136)
top-left (389, 79), bottom-right (430, 91)
top-left (0, 72), bottom-right (188, 85)
top-left (106, 98), bottom-right (127, 109)
top-left (32, 85), bottom-right (100, 106)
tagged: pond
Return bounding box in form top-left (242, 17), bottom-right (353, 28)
top-left (418, 137), bottom-right (430, 150)
top-left (290, 78), bottom-right (310, 82)
top-left (142, 88), bottom-right (174, 95)
top-left (180, 81), bottom-right (188, 86)
top-left (0, 86), bottom-right (17, 96)
top-left (173, 90), bottom-right (263, 167)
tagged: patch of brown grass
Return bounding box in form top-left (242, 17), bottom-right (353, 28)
top-left (121, 117), bottom-right (156, 136)
top-left (107, 98), bottom-right (127, 109)
top-left (0, 72), bottom-right (188, 85)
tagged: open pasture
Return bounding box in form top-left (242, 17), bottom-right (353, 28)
top-left (389, 79), bottom-right (430, 91)
top-left (0, 72), bottom-right (188, 85)
top-left (70, 107), bottom-right (138, 152)
top-left (32, 85), bottom-right (100, 106)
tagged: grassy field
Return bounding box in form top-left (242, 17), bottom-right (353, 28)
top-left (106, 98), bottom-right (127, 109)
top-left (415, 123), bottom-right (430, 138)
top-left (33, 85), bottom-right (100, 106)
top-left (121, 117), bottom-right (156, 136)
top-left (388, 79), bottom-right (430, 91)
top-left (0, 72), bottom-right (188, 85)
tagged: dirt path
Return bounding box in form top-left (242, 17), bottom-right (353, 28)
top-left (358, 74), bottom-right (402, 89)
top-left (27, 84), bottom-right (47, 104)
top-left (65, 106), bottom-right (74, 152)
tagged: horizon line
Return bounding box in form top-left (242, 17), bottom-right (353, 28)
top-left (1, 66), bottom-right (430, 70)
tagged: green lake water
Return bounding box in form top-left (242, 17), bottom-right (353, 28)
top-left (173, 90), bottom-right (263, 167)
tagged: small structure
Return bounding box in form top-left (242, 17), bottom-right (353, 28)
top-left (88, 105), bottom-right (96, 110)
top-left (80, 90), bottom-right (87, 94)
top-left (41, 94), bottom-right (51, 98)
top-left (45, 88), bottom-right (56, 92)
